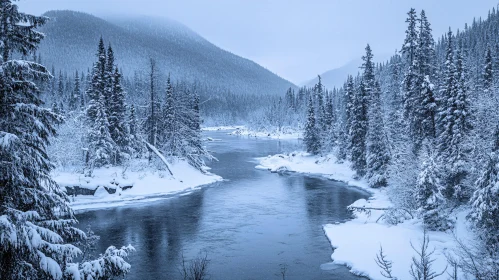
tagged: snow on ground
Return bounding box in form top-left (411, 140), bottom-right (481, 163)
top-left (229, 126), bottom-right (302, 140)
top-left (52, 159), bottom-right (222, 212)
top-left (257, 151), bottom-right (473, 280)
top-left (201, 125), bottom-right (245, 131)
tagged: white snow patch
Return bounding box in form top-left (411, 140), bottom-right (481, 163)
top-left (53, 159), bottom-right (222, 211)
top-left (201, 125), bottom-right (245, 131)
top-left (229, 127), bottom-right (302, 140)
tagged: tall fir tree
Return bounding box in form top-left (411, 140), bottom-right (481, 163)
top-left (69, 70), bottom-right (80, 111)
top-left (304, 95), bottom-right (320, 155)
top-left (88, 94), bottom-right (116, 168)
top-left (86, 37), bottom-right (107, 122)
top-left (350, 45), bottom-right (374, 177)
top-left (108, 67), bottom-right (129, 163)
top-left (0, 2), bottom-right (134, 279)
top-left (468, 125), bottom-right (499, 253)
top-left (366, 82), bottom-right (390, 188)
top-left (415, 144), bottom-right (449, 230)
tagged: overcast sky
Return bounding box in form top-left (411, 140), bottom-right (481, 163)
top-left (18, 0), bottom-right (499, 84)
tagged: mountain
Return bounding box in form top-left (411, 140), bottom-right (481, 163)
top-left (37, 10), bottom-right (296, 95)
top-left (301, 59), bottom-right (362, 89)
top-left (302, 54), bottom-right (392, 89)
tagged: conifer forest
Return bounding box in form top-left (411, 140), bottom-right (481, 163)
top-left (1, 1), bottom-right (499, 279)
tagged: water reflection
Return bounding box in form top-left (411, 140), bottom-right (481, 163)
top-left (76, 131), bottom-right (369, 280)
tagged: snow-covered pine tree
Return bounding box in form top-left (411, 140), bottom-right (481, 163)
top-left (401, 8), bottom-right (423, 151)
top-left (344, 75), bottom-right (355, 155)
top-left (88, 94), bottom-right (116, 168)
top-left (418, 75), bottom-right (437, 141)
top-left (183, 89), bottom-right (215, 171)
top-left (439, 42), bottom-right (472, 201)
top-left (323, 92), bottom-right (336, 150)
top-left (483, 44), bottom-right (493, 93)
top-left (127, 104), bottom-right (144, 157)
top-left (144, 58), bottom-right (158, 150)
top-left (437, 29), bottom-right (457, 192)
top-left (414, 10), bottom-right (437, 144)
top-left (304, 95), bottom-right (320, 155)
top-left (366, 81), bottom-right (390, 188)
top-left (69, 70), bottom-right (80, 111)
top-left (57, 70), bottom-right (64, 99)
top-left (350, 45), bottom-right (373, 177)
top-left (86, 38), bottom-right (107, 122)
top-left (401, 8), bottom-right (419, 66)
top-left (468, 126), bottom-right (499, 252)
top-left (0, 2), bottom-right (133, 279)
top-left (104, 43), bottom-right (115, 112)
top-left (161, 74), bottom-right (178, 156)
top-left (108, 67), bottom-right (129, 163)
top-left (415, 144), bottom-right (450, 230)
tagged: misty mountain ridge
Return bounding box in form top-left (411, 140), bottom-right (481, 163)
top-left (37, 10), bottom-right (296, 95)
top-left (302, 54), bottom-right (392, 89)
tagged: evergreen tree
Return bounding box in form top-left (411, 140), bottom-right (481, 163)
top-left (304, 96), bottom-right (320, 155)
top-left (0, 2), bottom-right (133, 279)
top-left (350, 45), bottom-right (373, 177)
top-left (69, 70), bottom-right (80, 111)
top-left (162, 74), bottom-right (178, 156)
top-left (86, 37), bottom-right (107, 122)
top-left (366, 82), bottom-right (390, 188)
top-left (127, 104), bottom-right (144, 157)
top-left (469, 128), bottom-right (499, 252)
top-left (415, 144), bottom-right (450, 230)
top-left (483, 44), bottom-right (493, 92)
top-left (438, 29), bottom-right (456, 158)
top-left (401, 8), bottom-right (419, 65)
top-left (344, 75), bottom-right (355, 152)
top-left (144, 58), bottom-right (158, 149)
top-left (418, 75), bottom-right (437, 140)
top-left (57, 70), bottom-right (64, 98)
top-left (88, 94), bottom-right (116, 168)
top-left (104, 44), bottom-right (115, 111)
top-left (108, 67), bottom-right (129, 163)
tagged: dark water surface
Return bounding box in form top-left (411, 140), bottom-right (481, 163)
top-left (76, 131), bottom-right (369, 279)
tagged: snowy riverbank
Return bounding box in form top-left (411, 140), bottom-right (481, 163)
top-left (256, 152), bottom-right (473, 280)
top-left (52, 159), bottom-right (222, 212)
top-left (202, 125), bottom-right (302, 139)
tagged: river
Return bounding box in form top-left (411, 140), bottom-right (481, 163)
top-left (76, 130), bottom-right (369, 279)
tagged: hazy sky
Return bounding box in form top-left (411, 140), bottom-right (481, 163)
top-left (18, 0), bottom-right (499, 84)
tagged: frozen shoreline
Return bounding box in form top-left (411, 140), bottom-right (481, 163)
top-left (202, 125), bottom-right (302, 140)
top-left (53, 159), bottom-right (222, 212)
top-left (257, 151), bottom-right (472, 280)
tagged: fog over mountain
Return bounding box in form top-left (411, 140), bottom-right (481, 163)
top-left (38, 10), bottom-right (296, 95)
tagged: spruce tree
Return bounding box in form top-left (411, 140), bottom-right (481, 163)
top-left (483, 44), bottom-right (493, 93)
top-left (350, 45), bottom-right (373, 177)
top-left (0, 2), bottom-right (133, 279)
top-left (69, 70), bottom-right (80, 111)
top-left (108, 67), bottom-right (129, 163)
top-left (104, 44), bottom-right (115, 111)
top-left (469, 127), bottom-right (499, 252)
top-left (418, 75), bottom-right (437, 140)
top-left (86, 38), bottom-right (107, 122)
top-left (304, 95), bottom-right (320, 155)
top-left (162, 74), bottom-right (177, 156)
top-left (344, 75), bottom-right (355, 152)
top-left (401, 8), bottom-right (419, 65)
top-left (127, 104), bottom-right (144, 157)
top-left (415, 144), bottom-right (449, 230)
top-left (366, 82), bottom-right (390, 188)
top-left (88, 94), bottom-right (116, 168)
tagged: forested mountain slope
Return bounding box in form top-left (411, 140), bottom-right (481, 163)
top-left (37, 10), bottom-right (296, 95)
